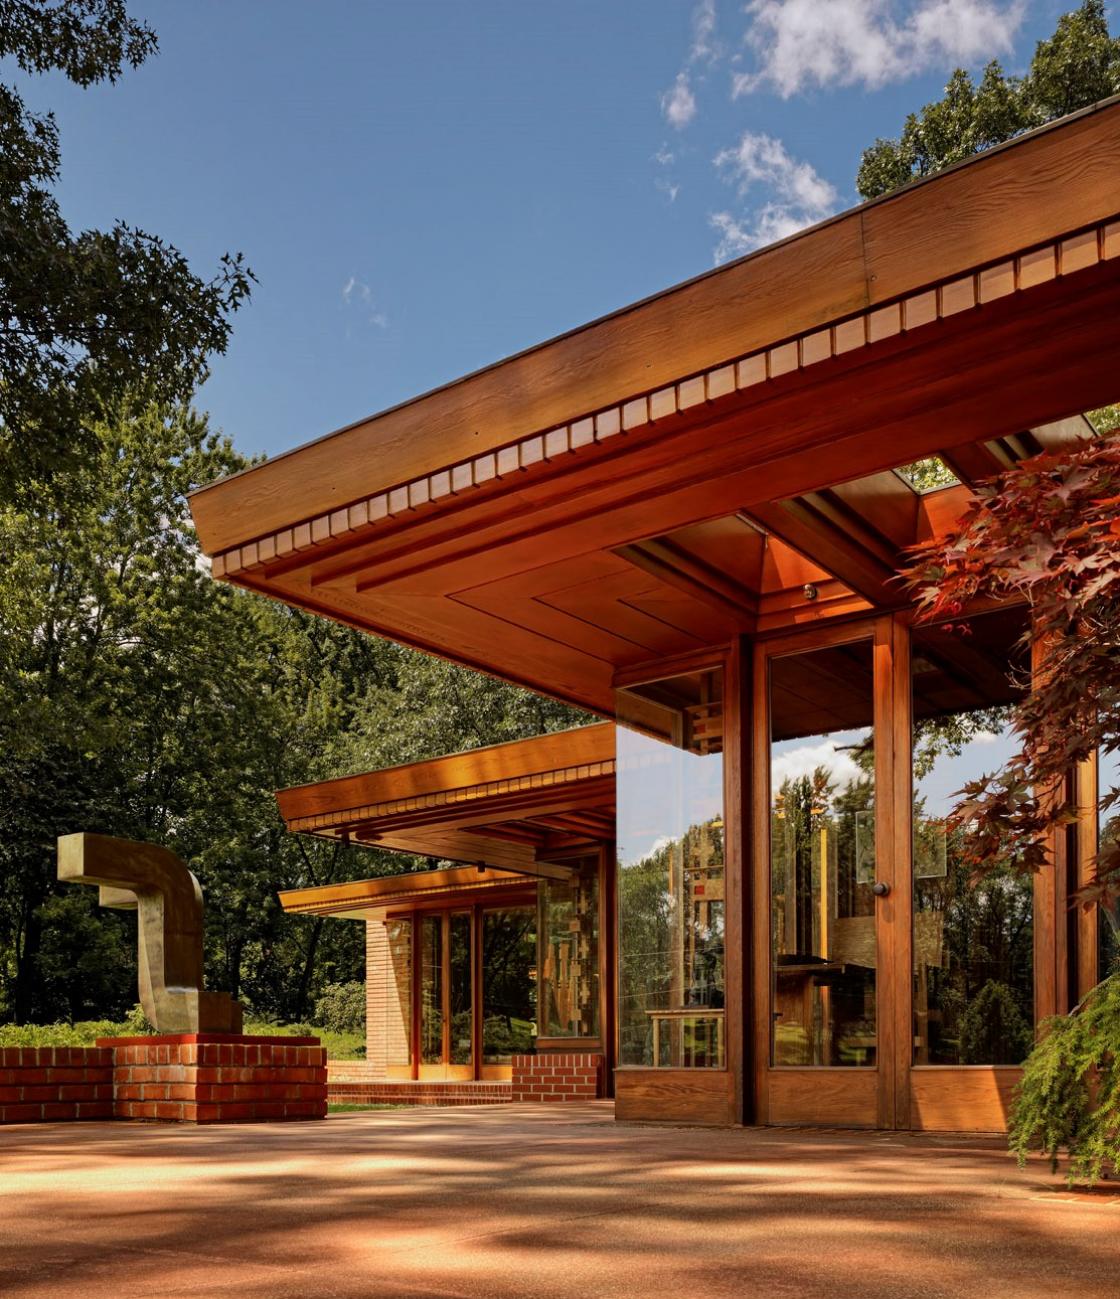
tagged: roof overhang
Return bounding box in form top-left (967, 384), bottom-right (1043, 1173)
top-left (191, 99), bottom-right (1120, 713)
top-left (278, 864), bottom-right (543, 921)
top-left (277, 723), bottom-right (615, 916)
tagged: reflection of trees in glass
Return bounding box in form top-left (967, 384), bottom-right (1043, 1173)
top-left (771, 759), bottom-right (877, 1066)
top-left (482, 908), bottom-right (536, 1062)
top-left (913, 710), bottom-right (1034, 1065)
top-left (618, 816), bottom-right (724, 1066)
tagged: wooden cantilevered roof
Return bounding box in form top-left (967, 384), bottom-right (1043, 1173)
top-left (276, 723), bottom-right (614, 917)
top-left (191, 99), bottom-right (1120, 714)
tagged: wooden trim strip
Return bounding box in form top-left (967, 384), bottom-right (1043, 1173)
top-left (285, 759), bottom-right (617, 834)
top-left (211, 219), bottom-right (1120, 581)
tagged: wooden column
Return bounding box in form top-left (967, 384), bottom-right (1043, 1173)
top-left (724, 635), bottom-right (750, 1124)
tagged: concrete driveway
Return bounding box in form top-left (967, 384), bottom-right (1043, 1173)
top-left (0, 1104), bottom-right (1115, 1298)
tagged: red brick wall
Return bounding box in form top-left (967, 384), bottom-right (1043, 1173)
top-left (103, 1035), bottom-right (328, 1123)
top-left (329, 1080), bottom-right (511, 1106)
top-left (511, 1052), bottom-right (603, 1102)
top-left (0, 1047), bottom-right (113, 1124)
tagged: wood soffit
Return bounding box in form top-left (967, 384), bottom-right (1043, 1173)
top-left (190, 98), bottom-right (1120, 563)
top-left (278, 866), bottom-right (542, 919)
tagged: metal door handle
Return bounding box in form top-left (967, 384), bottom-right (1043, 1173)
top-left (872, 881), bottom-right (890, 897)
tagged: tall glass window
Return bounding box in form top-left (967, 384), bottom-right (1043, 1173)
top-left (1099, 749), bottom-right (1120, 979)
top-left (617, 666), bottom-right (725, 1069)
top-left (539, 857), bottom-right (600, 1040)
top-left (769, 640), bottom-right (877, 1066)
top-left (482, 907), bottom-right (537, 1063)
top-left (912, 609), bottom-right (1034, 1065)
top-left (420, 914), bottom-right (443, 1065)
top-left (449, 912), bottom-right (473, 1066)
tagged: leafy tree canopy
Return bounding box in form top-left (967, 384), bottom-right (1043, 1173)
top-left (858, 0), bottom-right (1120, 199)
top-left (0, 0), bottom-right (253, 497)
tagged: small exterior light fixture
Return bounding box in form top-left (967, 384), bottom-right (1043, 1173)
top-left (803, 583), bottom-right (818, 601)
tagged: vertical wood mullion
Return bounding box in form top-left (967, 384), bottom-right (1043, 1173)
top-left (873, 617), bottom-right (896, 1130)
top-left (1031, 634), bottom-right (1060, 1024)
top-left (749, 639), bottom-right (771, 1124)
top-left (890, 613), bottom-right (913, 1130)
top-left (724, 636), bottom-right (749, 1124)
top-left (1076, 752), bottom-right (1100, 999)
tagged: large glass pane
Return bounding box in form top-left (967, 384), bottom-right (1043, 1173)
top-left (419, 915), bottom-right (443, 1065)
top-left (449, 912), bottom-right (473, 1066)
top-left (770, 640), bottom-right (877, 1066)
top-left (617, 666), bottom-right (725, 1069)
top-left (540, 857), bottom-right (600, 1039)
top-left (482, 907), bottom-right (537, 1063)
top-left (912, 609), bottom-right (1034, 1065)
top-left (386, 918), bottom-right (412, 1069)
top-left (1099, 750), bottom-right (1120, 978)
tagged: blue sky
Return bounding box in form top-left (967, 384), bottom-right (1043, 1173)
top-left (13, 0), bottom-right (1081, 460)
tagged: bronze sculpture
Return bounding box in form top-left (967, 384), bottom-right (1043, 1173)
top-left (57, 833), bottom-right (242, 1034)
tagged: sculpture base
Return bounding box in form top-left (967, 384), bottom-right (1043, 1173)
top-left (96, 1034), bottom-right (327, 1123)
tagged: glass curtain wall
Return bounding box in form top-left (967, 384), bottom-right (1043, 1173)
top-left (420, 915), bottom-right (443, 1065)
top-left (539, 857), bottom-right (600, 1040)
top-left (449, 912), bottom-right (473, 1067)
top-left (769, 640), bottom-right (877, 1066)
top-left (482, 907), bottom-right (537, 1064)
top-left (617, 667), bottom-right (725, 1069)
top-left (911, 609), bottom-right (1034, 1065)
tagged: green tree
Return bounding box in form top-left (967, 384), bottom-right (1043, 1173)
top-left (0, 0), bottom-right (252, 496)
top-left (858, 1), bottom-right (1120, 199)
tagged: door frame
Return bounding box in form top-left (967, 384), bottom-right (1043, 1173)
top-left (749, 612), bottom-right (910, 1128)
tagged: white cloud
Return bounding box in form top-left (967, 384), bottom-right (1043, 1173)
top-left (690, 0), bottom-right (719, 64)
top-left (733, 0), bottom-right (1025, 98)
top-left (710, 131), bottom-right (838, 261)
top-left (660, 0), bottom-right (724, 129)
top-left (656, 177), bottom-right (681, 203)
top-left (662, 72), bottom-right (698, 128)
top-left (341, 276), bottom-right (388, 329)
top-left (772, 737), bottom-right (869, 793)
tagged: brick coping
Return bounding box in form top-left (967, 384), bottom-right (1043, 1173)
top-left (97, 1034), bottom-right (321, 1047)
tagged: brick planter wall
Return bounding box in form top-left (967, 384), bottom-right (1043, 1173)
top-left (101, 1035), bottom-right (327, 1123)
top-left (511, 1052), bottom-right (603, 1102)
top-left (0, 1047), bottom-right (113, 1124)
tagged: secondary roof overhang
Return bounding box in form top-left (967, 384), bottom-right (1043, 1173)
top-left (191, 99), bottom-right (1120, 714)
top-left (277, 723), bottom-right (614, 917)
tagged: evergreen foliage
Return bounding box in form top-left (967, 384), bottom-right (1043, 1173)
top-left (858, 1), bottom-right (1120, 199)
top-left (1010, 974), bottom-right (1120, 1185)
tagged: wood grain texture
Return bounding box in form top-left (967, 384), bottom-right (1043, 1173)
top-left (191, 100), bottom-right (1120, 556)
top-left (766, 1069), bottom-right (878, 1128)
top-left (909, 1067), bottom-right (1021, 1132)
top-left (613, 1068), bottom-right (735, 1126)
top-left (277, 723), bottom-right (614, 822)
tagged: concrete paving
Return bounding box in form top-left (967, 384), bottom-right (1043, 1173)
top-left (1, 1103), bottom-right (1116, 1299)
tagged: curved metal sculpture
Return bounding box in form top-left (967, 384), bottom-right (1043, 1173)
top-left (57, 833), bottom-right (243, 1034)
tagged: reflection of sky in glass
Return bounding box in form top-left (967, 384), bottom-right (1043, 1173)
top-left (616, 725), bottom-right (723, 866)
top-left (916, 724), bottom-right (1017, 817)
top-left (771, 727), bottom-right (870, 802)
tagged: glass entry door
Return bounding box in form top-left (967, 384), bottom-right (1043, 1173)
top-left (754, 618), bottom-right (903, 1128)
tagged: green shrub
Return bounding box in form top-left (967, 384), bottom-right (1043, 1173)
top-left (1010, 972), bottom-right (1120, 1185)
top-left (314, 981), bottom-right (365, 1035)
top-left (0, 1004), bottom-right (154, 1046)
